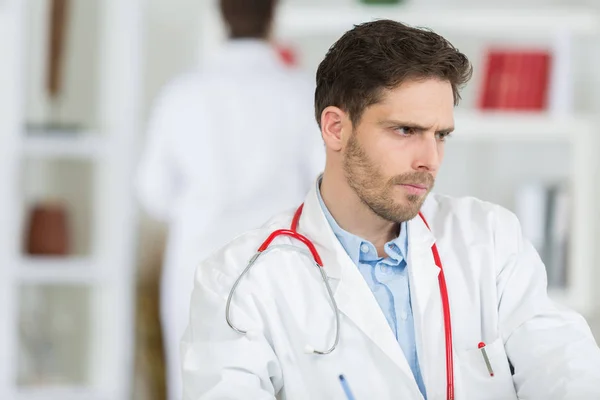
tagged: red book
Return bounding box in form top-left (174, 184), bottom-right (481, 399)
top-left (529, 52), bottom-right (552, 109)
top-left (479, 51), bottom-right (504, 109)
top-left (499, 52), bottom-right (521, 110)
top-left (479, 49), bottom-right (551, 111)
top-left (519, 52), bottom-right (536, 109)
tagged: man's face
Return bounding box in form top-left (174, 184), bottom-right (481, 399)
top-left (343, 78), bottom-right (455, 222)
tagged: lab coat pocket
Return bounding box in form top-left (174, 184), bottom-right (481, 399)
top-left (457, 337), bottom-right (518, 400)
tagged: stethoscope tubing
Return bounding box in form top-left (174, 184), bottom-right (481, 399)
top-left (226, 244), bottom-right (341, 355)
top-left (224, 205), bottom-right (454, 399)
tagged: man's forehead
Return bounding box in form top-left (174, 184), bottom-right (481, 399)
top-left (381, 79), bottom-right (454, 102)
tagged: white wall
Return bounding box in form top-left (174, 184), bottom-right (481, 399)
top-left (135, 0), bottom-right (206, 284)
top-left (143, 0), bottom-right (204, 118)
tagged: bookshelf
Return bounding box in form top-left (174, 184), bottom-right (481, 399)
top-left (0, 0), bottom-right (144, 399)
top-left (198, 1), bottom-right (600, 320)
top-left (17, 257), bottom-right (102, 285)
top-left (199, 2), bottom-right (600, 59)
top-left (275, 4), bottom-right (600, 36)
top-left (15, 387), bottom-right (107, 400)
top-left (23, 132), bottom-right (105, 160)
top-left (450, 112), bottom-right (590, 142)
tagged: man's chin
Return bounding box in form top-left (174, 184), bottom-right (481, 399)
top-left (397, 195), bottom-right (428, 219)
top-left (406, 193), bottom-right (426, 203)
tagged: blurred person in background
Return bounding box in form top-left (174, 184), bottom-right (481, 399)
top-left (135, 0), bottom-right (324, 398)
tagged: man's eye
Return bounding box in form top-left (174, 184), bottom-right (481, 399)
top-left (437, 131), bottom-right (452, 141)
top-left (395, 127), bottom-right (415, 136)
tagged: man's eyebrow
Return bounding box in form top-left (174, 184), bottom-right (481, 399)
top-left (379, 119), bottom-right (455, 133)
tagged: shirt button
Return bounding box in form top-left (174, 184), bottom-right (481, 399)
top-left (400, 311), bottom-right (408, 321)
top-left (360, 244), bottom-right (370, 253)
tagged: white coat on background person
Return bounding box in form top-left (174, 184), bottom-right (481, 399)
top-left (135, 5), bottom-right (324, 398)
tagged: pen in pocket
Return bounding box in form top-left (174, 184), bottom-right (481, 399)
top-left (339, 374), bottom-right (356, 400)
top-left (478, 342), bottom-right (495, 377)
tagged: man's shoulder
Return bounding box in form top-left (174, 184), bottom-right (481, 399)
top-left (424, 192), bottom-right (520, 232)
top-left (152, 71), bottom-right (207, 108)
top-left (193, 208), bottom-right (297, 291)
top-left (425, 192), bottom-right (499, 214)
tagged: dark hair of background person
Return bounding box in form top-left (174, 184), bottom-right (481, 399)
top-left (219, 0), bottom-right (278, 39)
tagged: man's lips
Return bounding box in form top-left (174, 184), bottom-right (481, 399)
top-left (399, 183), bottom-right (428, 195)
top-left (402, 184), bottom-right (427, 190)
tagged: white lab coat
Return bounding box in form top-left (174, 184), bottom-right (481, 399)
top-left (181, 182), bottom-right (600, 400)
top-left (136, 40), bottom-right (324, 400)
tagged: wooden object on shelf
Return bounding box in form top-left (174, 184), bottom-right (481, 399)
top-left (24, 200), bottom-right (70, 256)
top-left (47, 0), bottom-right (70, 99)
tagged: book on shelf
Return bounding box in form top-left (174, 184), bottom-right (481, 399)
top-left (514, 181), bottom-right (570, 288)
top-left (479, 49), bottom-right (552, 111)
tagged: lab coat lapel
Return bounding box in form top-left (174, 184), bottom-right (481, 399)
top-left (407, 212), bottom-right (448, 399)
top-left (297, 184), bottom-right (417, 380)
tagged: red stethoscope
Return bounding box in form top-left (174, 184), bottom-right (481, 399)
top-left (225, 204), bottom-right (455, 400)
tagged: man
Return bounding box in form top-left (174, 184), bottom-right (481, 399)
top-left (181, 19), bottom-right (600, 400)
top-left (135, 1), bottom-right (323, 399)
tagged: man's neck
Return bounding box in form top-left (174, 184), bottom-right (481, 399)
top-left (320, 172), bottom-right (399, 256)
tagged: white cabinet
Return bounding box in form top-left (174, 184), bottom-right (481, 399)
top-left (0, 1), bottom-right (144, 399)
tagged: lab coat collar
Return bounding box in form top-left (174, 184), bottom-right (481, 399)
top-left (208, 39), bottom-right (281, 69)
top-left (297, 181), bottom-right (345, 280)
top-left (298, 181), bottom-right (439, 281)
top-left (407, 199), bottom-right (448, 399)
top-left (296, 180), bottom-right (437, 397)
top-left (406, 205), bottom-right (441, 317)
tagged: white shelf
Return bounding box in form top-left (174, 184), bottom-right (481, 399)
top-left (1, 1), bottom-right (143, 399)
top-left (17, 257), bottom-right (102, 285)
top-left (451, 112), bottom-right (590, 142)
top-left (16, 386), bottom-right (107, 400)
top-left (277, 4), bottom-right (600, 37)
top-left (23, 133), bottom-right (105, 160)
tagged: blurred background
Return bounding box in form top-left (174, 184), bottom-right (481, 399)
top-left (1, 0), bottom-right (599, 399)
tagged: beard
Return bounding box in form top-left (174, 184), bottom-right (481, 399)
top-left (343, 131), bottom-right (434, 223)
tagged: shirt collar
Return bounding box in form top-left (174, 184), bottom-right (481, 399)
top-left (316, 179), bottom-right (409, 265)
top-left (208, 39), bottom-right (281, 69)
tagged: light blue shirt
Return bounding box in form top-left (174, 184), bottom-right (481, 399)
top-left (317, 186), bottom-right (427, 398)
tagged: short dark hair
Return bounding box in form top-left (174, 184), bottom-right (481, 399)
top-left (219, 0), bottom-right (278, 39)
top-left (315, 19), bottom-right (473, 127)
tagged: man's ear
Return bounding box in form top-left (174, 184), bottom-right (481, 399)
top-left (320, 106), bottom-right (347, 152)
